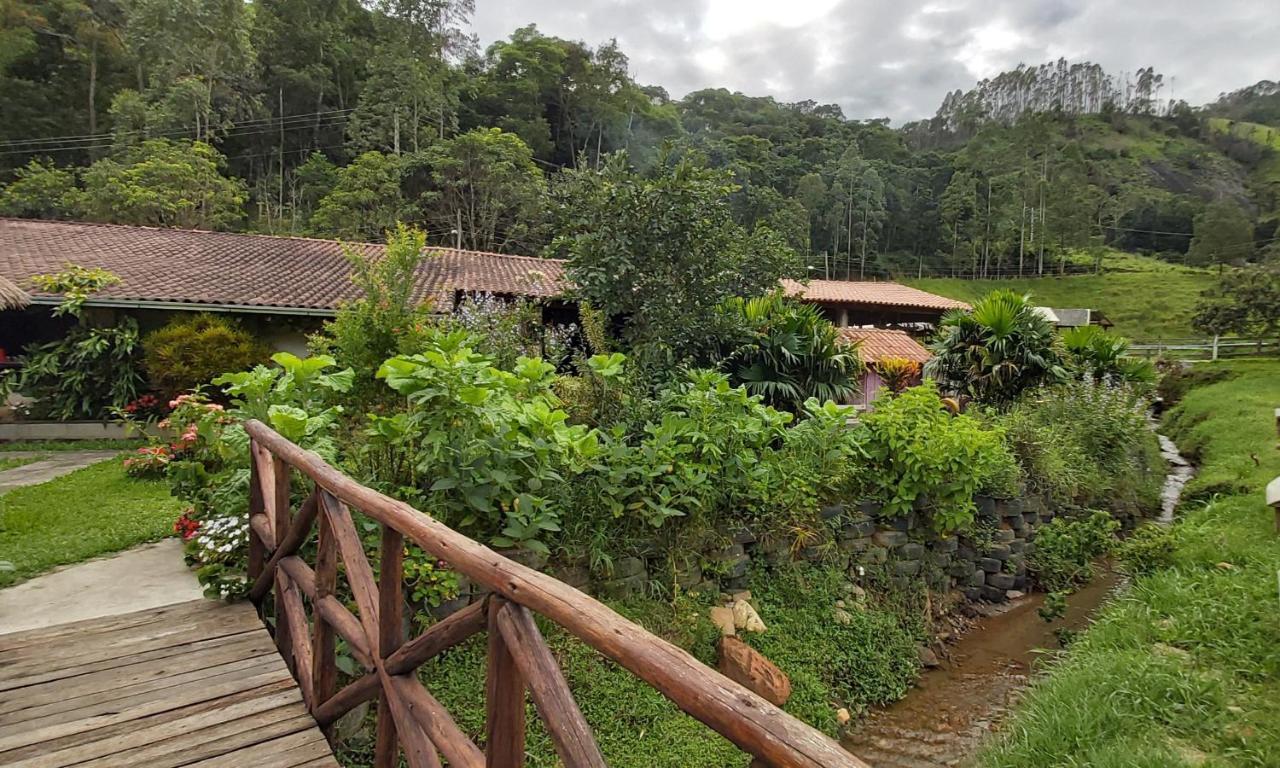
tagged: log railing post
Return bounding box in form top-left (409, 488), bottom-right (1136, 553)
top-left (374, 526), bottom-right (406, 768)
top-left (311, 503), bottom-right (339, 729)
top-left (270, 452), bottom-right (295, 672)
top-left (485, 596), bottom-right (525, 768)
top-left (247, 439), bottom-right (266, 583)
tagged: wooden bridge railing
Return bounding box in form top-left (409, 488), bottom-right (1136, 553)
top-left (243, 419), bottom-right (867, 768)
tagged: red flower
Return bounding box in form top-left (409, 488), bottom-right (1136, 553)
top-left (174, 510), bottom-right (200, 541)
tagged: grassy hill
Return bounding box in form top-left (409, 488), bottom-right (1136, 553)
top-left (906, 253), bottom-right (1215, 340)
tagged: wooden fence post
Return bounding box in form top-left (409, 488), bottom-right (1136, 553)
top-left (375, 526), bottom-right (406, 767)
top-left (486, 597), bottom-right (526, 767)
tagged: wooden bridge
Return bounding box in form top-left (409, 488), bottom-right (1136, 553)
top-left (0, 419), bottom-right (870, 768)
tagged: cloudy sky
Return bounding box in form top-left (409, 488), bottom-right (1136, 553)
top-left (470, 0), bottom-right (1280, 122)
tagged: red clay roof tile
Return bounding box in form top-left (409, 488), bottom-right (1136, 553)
top-left (0, 218), bottom-right (566, 313)
top-left (838, 327), bottom-right (932, 365)
top-left (0, 220), bottom-right (964, 320)
top-left (781, 278), bottom-right (969, 311)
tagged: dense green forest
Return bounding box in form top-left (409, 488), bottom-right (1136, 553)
top-left (2, 0), bottom-right (1278, 278)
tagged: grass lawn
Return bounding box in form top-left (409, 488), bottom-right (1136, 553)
top-left (906, 254), bottom-right (1215, 340)
top-left (0, 455), bottom-right (45, 471)
top-left (0, 439), bottom-right (143, 452)
top-left (0, 459), bottom-right (180, 587)
top-left (978, 359), bottom-right (1280, 767)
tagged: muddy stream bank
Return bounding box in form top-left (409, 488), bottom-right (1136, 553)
top-left (841, 430), bottom-right (1193, 768)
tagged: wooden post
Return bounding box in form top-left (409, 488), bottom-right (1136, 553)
top-left (247, 440), bottom-right (265, 583)
top-left (312, 507), bottom-right (339, 728)
top-left (486, 597), bottom-right (526, 768)
top-left (1212, 334), bottom-right (1220, 361)
top-left (374, 526), bottom-right (406, 767)
top-left (270, 453), bottom-right (294, 672)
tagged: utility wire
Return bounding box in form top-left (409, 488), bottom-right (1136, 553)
top-left (0, 108), bottom-right (355, 149)
top-left (0, 113), bottom-right (352, 158)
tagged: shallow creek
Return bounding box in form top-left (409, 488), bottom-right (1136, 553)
top-left (841, 431), bottom-right (1194, 768)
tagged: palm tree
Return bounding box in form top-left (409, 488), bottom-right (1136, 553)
top-left (720, 293), bottom-right (863, 410)
top-left (1061, 325), bottom-right (1155, 384)
top-left (927, 290), bottom-right (1064, 405)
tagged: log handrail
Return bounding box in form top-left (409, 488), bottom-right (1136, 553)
top-left (243, 418), bottom-right (867, 768)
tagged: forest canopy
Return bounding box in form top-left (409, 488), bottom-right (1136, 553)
top-left (1, 1), bottom-right (1277, 278)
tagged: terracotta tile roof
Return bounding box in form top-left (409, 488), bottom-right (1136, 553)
top-left (838, 327), bottom-right (932, 365)
top-left (0, 218), bottom-right (567, 313)
top-left (0, 219), bottom-right (962, 320)
top-left (781, 278), bottom-right (969, 312)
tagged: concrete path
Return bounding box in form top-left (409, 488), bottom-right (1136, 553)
top-left (0, 540), bottom-right (205, 635)
top-left (0, 450), bottom-right (119, 494)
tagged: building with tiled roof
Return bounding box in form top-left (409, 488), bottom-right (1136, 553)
top-left (0, 218), bottom-right (566, 316)
top-left (0, 219), bottom-right (967, 363)
top-left (781, 278), bottom-right (968, 326)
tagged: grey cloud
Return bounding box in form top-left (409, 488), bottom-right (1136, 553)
top-left (471, 0), bottom-right (1280, 121)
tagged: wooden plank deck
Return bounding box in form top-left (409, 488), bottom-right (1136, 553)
top-left (0, 599), bottom-right (340, 768)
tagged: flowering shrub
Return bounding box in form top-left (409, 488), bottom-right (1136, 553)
top-left (188, 514), bottom-right (251, 600)
top-left (121, 394), bottom-right (168, 422)
top-left (174, 508), bottom-right (200, 540)
top-left (161, 354), bottom-right (351, 600)
top-left (123, 445), bottom-right (173, 479)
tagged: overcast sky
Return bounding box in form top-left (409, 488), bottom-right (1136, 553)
top-left (470, 0), bottom-right (1280, 122)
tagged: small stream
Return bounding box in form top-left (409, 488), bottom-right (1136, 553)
top-left (841, 430), bottom-right (1194, 768)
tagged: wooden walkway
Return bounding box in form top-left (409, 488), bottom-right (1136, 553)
top-left (0, 599), bottom-right (339, 768)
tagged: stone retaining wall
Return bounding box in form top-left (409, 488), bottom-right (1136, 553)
top-left (428, 494), bottom-right (1144, 618)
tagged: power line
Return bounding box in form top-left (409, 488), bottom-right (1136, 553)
top-left (0, 108), bottom-right (355, 149)
top-left (0, 113), bottom-right (353, 158)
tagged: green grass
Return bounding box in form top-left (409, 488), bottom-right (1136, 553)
top-left (907, 253), bottom-right (1215, 340)
top-left (0, 439), bottom-right (142, 452)
top-left (978, 359), bottom-right (1280, 767)
top-left (0, 459), bottom-right (180, 586)
top-left (0, 455), bottom-right (44, 471)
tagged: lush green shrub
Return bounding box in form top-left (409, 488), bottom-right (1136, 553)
top-left (366, 330), bottom-right (595, 555)
top-left (1029, 511), bottom-right (1119, 592)
top-left (998, 378), bottom-right (1158, 513)
top-left (18, 266), bottom-right (143, 419)
top-left (312, 224), bottom-right (436, 405)
top-left (166, 353), bottom-right (353, 599)
top-left (1060, 325), bottom-right (1155, 388)
top-left (857, 382), bottom-right (1020, 532)
top-left (142, 313), bottom-right (269, 396)
top-left (719, 293), bottom-right (862, 410)
top-left (927, 290), bottom-right (1065, 405)
top-left (1115, 524), bottom-right (1178, 576)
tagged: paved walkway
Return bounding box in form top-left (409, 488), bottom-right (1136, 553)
top-left (0, 541), bottom-right (206, 635)
top-left (0, 451), bottom-right (120, 494)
